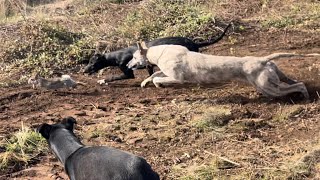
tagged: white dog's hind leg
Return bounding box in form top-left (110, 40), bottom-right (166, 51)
top-left (153, 77), bottom-right (181, 88)
top-left (280, 83), bottom-right (309, 99)
top-left (267, 62), bottom-right (297, 85)
top-left (141, 71), bottom-right (166, 88)
top-left (254, 67), bottom-right (309, 99)
top-left (260, 82), bottom-right (309, 99)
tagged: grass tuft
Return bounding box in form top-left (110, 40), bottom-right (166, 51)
top-left (0, 122), bottom-right (47, 170)
top-left (194, 106), bottom-right (233, 130)
top-left (172, 161), bottom-right (218, 180)
top-left (273, 105), bottom-right (304, 122)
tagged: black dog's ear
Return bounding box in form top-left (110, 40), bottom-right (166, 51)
top-left (91, 53), bottom-right (103, 60)
top-left (62, 116), bottom-right (77, 131)
top-left (37, 123), bottom-right (52, 139)
top-left (97, 54), bottom-right (103, 58)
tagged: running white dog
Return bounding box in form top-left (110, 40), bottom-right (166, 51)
top-left (127, 42), bottom-right (320, 99)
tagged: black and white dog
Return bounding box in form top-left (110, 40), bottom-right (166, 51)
top-left (83, 24), bottom-right (231, 84)
top-left (38, 117), bottom-right (160, 180)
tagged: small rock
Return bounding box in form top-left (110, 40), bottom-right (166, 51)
top-left (129, 126), bottom-right (138, 131)
top-left (97, 106), bottom-right (108, 111)
top-left (139, 99), bottom-right (152, 104)
top-left (93, 113), bottom-right (105, 118)
top-left (128, 137), bottom-right (143, 144)
top-left (112, 125), bottom-right (121, 130)
top-left (75, 111), bottom-right (87, 116)
top-left (176, 120), bottom-right (184, 125)
top-left (109, 135), bottom-right (122, 143)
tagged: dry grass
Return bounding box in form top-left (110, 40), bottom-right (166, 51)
top-left (203, 0), bottom-right (320, 29)
top-left (0, 122), bottom-right (47, 170)
top-left (193, 106), bottom-right (233, 130)
top-left (272, 105), bottom-right (305, 122)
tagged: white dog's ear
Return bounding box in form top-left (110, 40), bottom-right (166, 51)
top-left (141, 41), bottom-right (147, 49)
top-left (137, 42), bottom-right (143, 51)
top-left (137, 41), bottom-right (148, 55)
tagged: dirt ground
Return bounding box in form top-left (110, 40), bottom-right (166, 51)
top-left (0, 27), bottom-right (320, 179)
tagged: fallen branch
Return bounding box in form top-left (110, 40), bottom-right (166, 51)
top-left (204, 150), bottom-right (241, 169)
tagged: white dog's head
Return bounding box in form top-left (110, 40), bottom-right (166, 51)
top-left (127, 41), bottom-right (149, 70)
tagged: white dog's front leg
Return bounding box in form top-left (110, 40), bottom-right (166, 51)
top-left (153, 77), bottom-right (181, 88)
top-left (141, 71), bottom-right (166, 88)
top-left (141, 77), bottom-right (153, 88)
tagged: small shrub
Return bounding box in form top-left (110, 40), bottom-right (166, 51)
top-left (116, 0), bottom-right (218, 44)
top-left (273, 105), bottom-right (304, 122)
top-left (89, 128), bottom-right (105, 139)
top-left (1, 20), bottom-right (94, 76)
top-left (0, 123), bottom-right (47, 171)
top-left (262, 16), bottom-right (299, 28)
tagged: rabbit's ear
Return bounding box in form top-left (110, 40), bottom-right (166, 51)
top-left (34, 72), bottom-right (40, 79)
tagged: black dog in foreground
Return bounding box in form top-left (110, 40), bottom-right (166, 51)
top-left (38, 117), bottom-right (160, 180)
top-left (84, 24), bottom-right (231, 83)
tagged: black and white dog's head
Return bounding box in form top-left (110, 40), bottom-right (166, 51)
top-left (84, 53), bottom-right (108, 75)
top-left (37, 116), bottom-right (77, 140)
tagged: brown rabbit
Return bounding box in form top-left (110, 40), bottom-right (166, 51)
top-left (28, 73), bottom-right (86, 90)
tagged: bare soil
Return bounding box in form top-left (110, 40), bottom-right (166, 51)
top-left (0, 27), bottom-right (320, 179)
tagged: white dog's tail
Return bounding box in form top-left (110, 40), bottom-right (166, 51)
top-left (263, 53), bottom-right (320, 62)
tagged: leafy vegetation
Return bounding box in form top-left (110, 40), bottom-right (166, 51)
top-left (0, 123), bottom-right (47, 170)
top-left (272, 105), bottom-right (304, 122)
top-left (117, 0), bottom-right (217, 42)
top-left (0, 0), bottom-right (226, 80)
top-left (0, 21), bottom-right (94, 77)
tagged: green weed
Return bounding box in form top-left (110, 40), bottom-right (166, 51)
top-left (272, 105), bottom-right (304, 122)
top-left (117, 0), bottom-right (216, 42)
top-left (0, 123), bottom-right (47, 170)
top-left (1, 21), bottom-right (94, 76)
